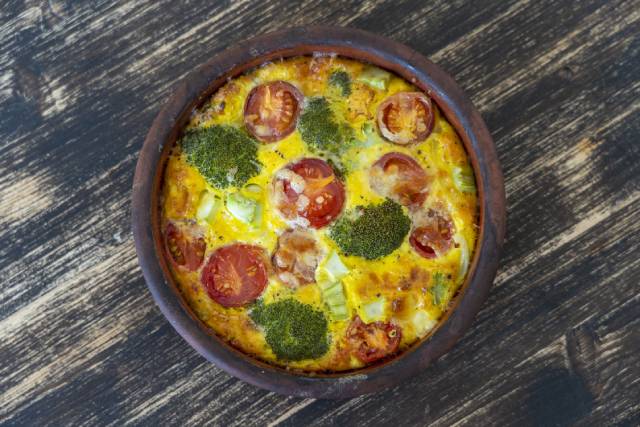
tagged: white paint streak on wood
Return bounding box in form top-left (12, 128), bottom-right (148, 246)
top-left (267, 398), bottom-right (316, 427)
top-left (499, 93), bottom-right (640, 202)
top-left (0, 69), bottom-right (14, 100)
top-left (431, 0), bottom-right (531, 64)
top-left (0, 173), bottom-right (55, 225)
top-left (125, 363), bottom-right (213, 423)
top-left (513, 336), bottom-right (563, 369)
top-left (0, 151), bottom-right (137, 309)
top-left (2, 250), bottom-right (141, 412)
top-left (124, 1), bottom-right (250, 75)
top-left (496, 189), bottom-right (640, 287)
top-left (41, 76), bottom-right (71, 116)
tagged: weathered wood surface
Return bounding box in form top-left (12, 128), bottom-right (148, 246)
top-left (1, 0), bottom-right (638, 425)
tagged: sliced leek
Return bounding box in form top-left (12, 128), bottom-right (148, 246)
top-left (243, 183), bottom-right (262, 195)
top-left (357, 66), bottom-right (391, 90)
top-left (455, 234), bottom-right (470, 285)
top-left (196, 191), bottom-right (221, 223)
top-left (251, 203), bottom-right (263, 228)
top-left (430, 272), bottom-right (448, 307)
top-left (318, 281), bottom-right (349, 321)
top-left (321, 251), bottom-right (349, 281)
top-left (360, 122), bottom-right (384, 147)
top-left (361, 298), bottom-right (387, 323)
top-left (452, 166), bottom-right (476, 193)
top-left (242, 183), bottom-right (264, 228)
top-left (226, 192), bottom-right (257, 224)
top-left (412, 310), bottom-right (438, 338)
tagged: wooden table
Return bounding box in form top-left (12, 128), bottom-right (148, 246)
top-left (2, 1), bottom-right (638, 425)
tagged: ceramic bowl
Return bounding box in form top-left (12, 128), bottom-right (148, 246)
top-left (132, 26), bottom-right (506, 398)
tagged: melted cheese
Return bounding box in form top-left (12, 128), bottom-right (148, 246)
top-left (161, 56), bottom-right (478, 372)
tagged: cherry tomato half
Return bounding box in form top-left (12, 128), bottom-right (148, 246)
top-left (201, 244), bottom-right (268, 307)
top-left (370, 152), bottom-right (429, 207)
top-left (346, 316), bottom-right (402, 364)
top-left (409, 209), bottom-right (454, 258)
top-left (244, 81), bottom-right (303, 143)
top-left (377, 92), bottom-right (434, 145)
top-left (164, 222), bottom-right (206, 271)
top-left (274, 158), bottom-right (345, 228)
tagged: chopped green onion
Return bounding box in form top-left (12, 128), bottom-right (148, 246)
top-left (452, 166), bottom-right (476, 193)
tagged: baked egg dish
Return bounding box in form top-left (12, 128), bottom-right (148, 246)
top-left (160, 55), bottom-right (478, 372)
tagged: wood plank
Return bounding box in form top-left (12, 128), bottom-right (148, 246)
top-left (1, 0), bottom-right (638, 425)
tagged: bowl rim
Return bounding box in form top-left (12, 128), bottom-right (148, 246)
top-left (132, 26), bottom-right (506, 399)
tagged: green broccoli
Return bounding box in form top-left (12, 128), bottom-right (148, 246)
top-left (326, 158), bottom-right (346, 180)
top-left (250, 299), bottom-right (329, 361)
top-left (298, 97), bottom-right (355, 157)
top-left (329, 70), bottom-right (352, 97)
top-left (329, 199), bottom-right (411, 260)
top-left (181, 125), bottom-right (261, 189)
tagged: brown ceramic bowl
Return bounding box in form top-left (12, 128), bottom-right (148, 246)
top-left (132, 27), bottom-right (505, 398)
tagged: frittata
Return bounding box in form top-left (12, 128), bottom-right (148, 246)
top-left (160, 55), bottom-right (478, 372)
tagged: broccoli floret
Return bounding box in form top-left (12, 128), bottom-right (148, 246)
top-left (329, 70), bottom-right (352, 96)
top-left (250, 299), bottom-right (329, 361)
top-left (298, 97), bottom-right (355, 157)
top-left (181, 125), bottom-right (261, 189)
top-left (329, 199), bottom-right (411, 260)
top-left (326, 158), bottom-right (346, 180)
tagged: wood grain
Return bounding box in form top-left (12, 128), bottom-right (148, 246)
top-left (1, 0), bottom-right (638, 425)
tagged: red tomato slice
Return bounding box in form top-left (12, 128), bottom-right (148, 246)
top-left (164, 222), bottom-right (206, 271)
top-left (244, 81), bottom-right (303, 143)
top-left (201, 244), bottom-right (268, 307)
top-left (346, 316), bottom-right (402, 363)
top-left (409, 209), bottom-right (454, 258)
top-left (274, 158), bottom-right (345, 228)
top-left (370, 152), bottom-right (429, 207)
top-left (377, 92), bottom-right (434, 145)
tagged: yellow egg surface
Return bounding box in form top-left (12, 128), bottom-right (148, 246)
top-left (160, 56), bottom-right (478, 372)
